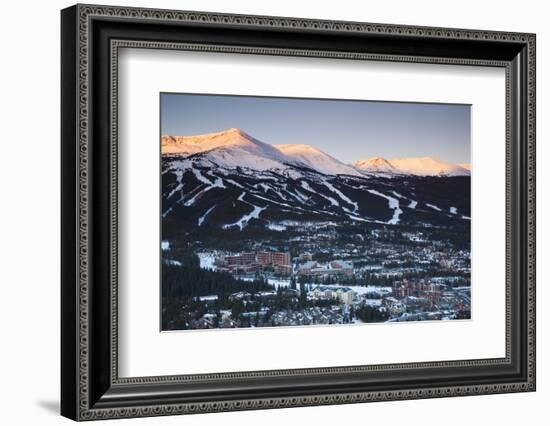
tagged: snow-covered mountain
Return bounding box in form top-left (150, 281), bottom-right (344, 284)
top-left (162, 128), bottom-right (470, 178)
top-left (389, 157), bottom-right (470, 176)
top-left (274, 144), bottom-right (362, 177)
top-left (162, 128), bottom-right (300, 173)
top-left (354, 157), bottom-right (397, 174)
top-left (161, 129), bottom-right (470, 234)
top-left (458, 163), bottom-right (471, 171)
top-left (162, 128), bottom-right (288, 163)
top-left (355, 156), bottom-right (470, 177)
top-left (162, 128), bottom-right (364, 177)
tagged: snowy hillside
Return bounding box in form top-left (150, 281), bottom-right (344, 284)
top-left (162, 159), bottom-right (471, 233)
top-left (275, 144), bottom-right (362, 177)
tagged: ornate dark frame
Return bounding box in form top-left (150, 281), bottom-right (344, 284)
top-left (61, 3), bottom-right (536, 421)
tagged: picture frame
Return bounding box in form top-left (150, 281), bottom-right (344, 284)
top-left (61, 3), bottom-right (536, 421)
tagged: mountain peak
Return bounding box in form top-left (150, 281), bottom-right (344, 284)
top-left (354, 156), bottom-right (470, 176)
top-left (161, 128), bottom-right (297, 172)
top-left (354, 156), bottom-right (396, 173)
top-left (161, 127), bottom-right (261, 155)
top-left (222, 127), bottom-right (248, 137)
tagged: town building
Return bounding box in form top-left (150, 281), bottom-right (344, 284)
top-left (392, 278), bottom-right (443, 306)
top-left (307, 285), bottom-right (354, 305)
top-left (383, 297), bottom-right (406, 316)
top-left (298, 260), bottom-right (354, 277)
top-left (215, 251), bottom-right (291, 276)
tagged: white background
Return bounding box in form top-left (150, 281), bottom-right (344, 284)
top-left (119, 49), bottom-right (505, 377)
top-left (0, 0), bottom-right (547, 425)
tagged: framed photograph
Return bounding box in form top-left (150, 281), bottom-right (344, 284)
top-left (61, 4), bottom-right (536, 421)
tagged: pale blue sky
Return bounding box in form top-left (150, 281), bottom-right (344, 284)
top-left (161, 93), bottom-right (471, 164)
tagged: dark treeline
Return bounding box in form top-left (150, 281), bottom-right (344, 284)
top-left (162, 252), bottom-right (274, 300)
top-left (297, 272), bottom-right (395, 287)
top-left (355, 305), bottom-right (389, 323)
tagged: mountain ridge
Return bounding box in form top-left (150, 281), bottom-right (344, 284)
top-left (162, 128), bottom-right (470, 177)
top-left (274, 143), bottom-right (362, 177)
